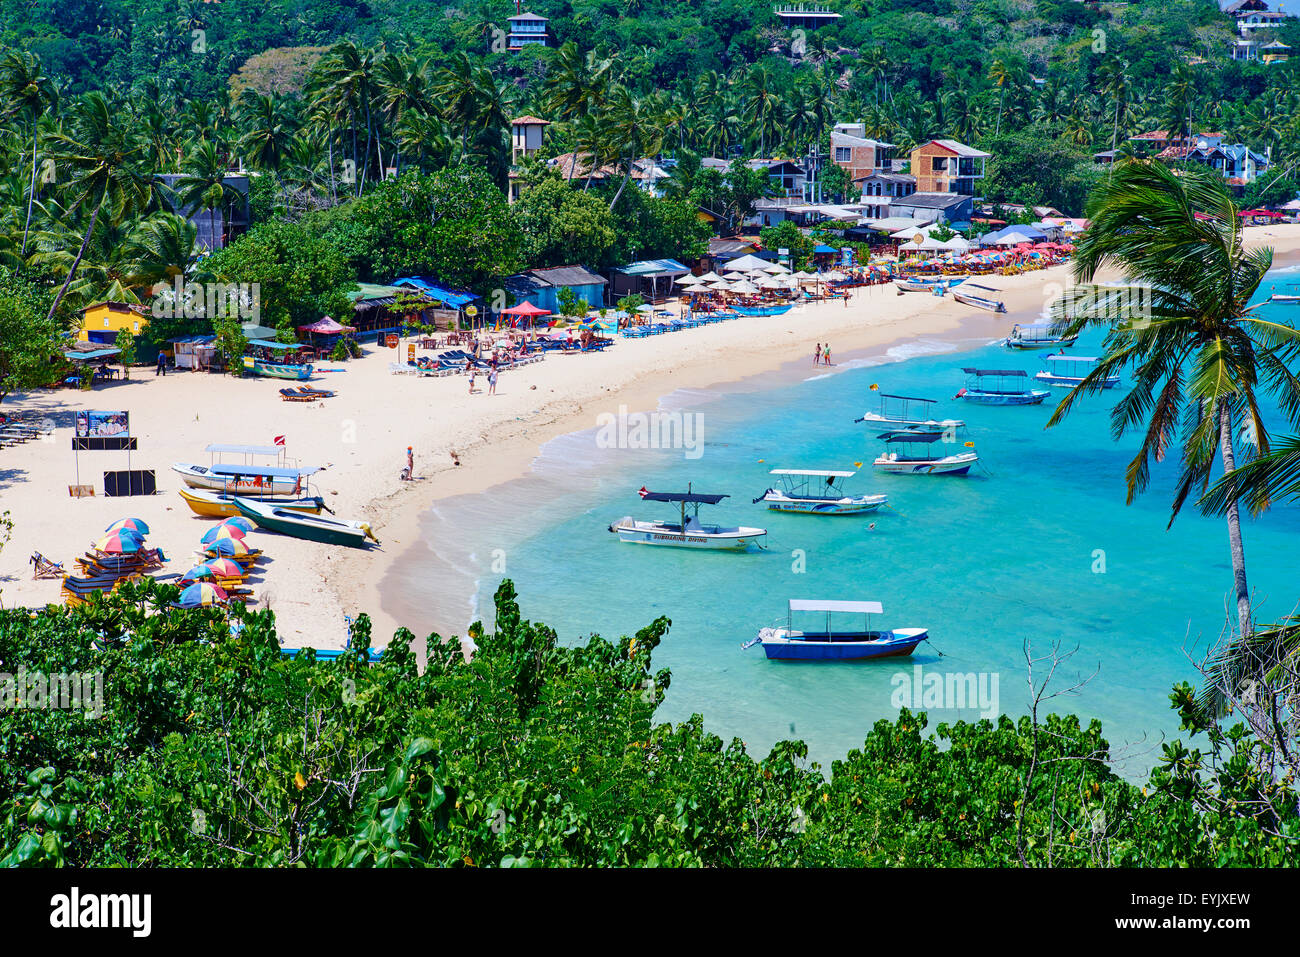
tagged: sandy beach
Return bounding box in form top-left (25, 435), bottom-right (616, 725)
top-left (5, 224), bottom-right (1300, 650)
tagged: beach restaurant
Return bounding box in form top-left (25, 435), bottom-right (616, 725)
top-left (609, 259), bottom-right (691, 303)
top-left (393, 277), bottom-right (483, 328)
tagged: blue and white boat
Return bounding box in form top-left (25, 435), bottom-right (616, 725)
top-left (1033, 354), bottom-right (1121, 389)
top-left (894, 275), bottom-right (967, 293)
top-left (733, 303), bottom-right (793, 317)
top-left (955, 368), bottom-right (1050, 405)
top-left (873, 428), bottom-right (978, 476)
top-left (1003, 322), bottom-right (1078, 349)
top-left (754, 469), bottom-right (887, 515)
top-left (744, 599), bottom-right (929, 661)
top-left (609, 487), bottom-right (767, 550)
top-left (855, 391), bottom-right (964, 433)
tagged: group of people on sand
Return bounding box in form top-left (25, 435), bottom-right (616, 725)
top-left (813, 343), bottom-right (833, 367)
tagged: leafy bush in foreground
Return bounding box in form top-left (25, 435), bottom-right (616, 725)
top-left (1, 579), bottom-right (1295, 866)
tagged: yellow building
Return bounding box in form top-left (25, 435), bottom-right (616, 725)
top-left (79, 301), bottom-right (148, 342)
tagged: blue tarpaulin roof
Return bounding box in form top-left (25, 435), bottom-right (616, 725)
top-left (393, 277), bottom-right (480, 308)
top-left (65, 348), bottom-right (121, 361)
top-left (613, 259), bottom-right (690, 277)
top-left (168, 335), bottom-right (216, 344)
top-left (814, 244), bottom-right (838, 254)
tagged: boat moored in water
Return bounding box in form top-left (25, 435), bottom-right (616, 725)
top-left (609, 486), bottom-right (767, 550)
top-left (754, 469), bottom-right (887, 515)
top-left (873, 428), bottom-right (979, 476)
top-left (1003, 322), bottom-right (1079, 349)
top-left (955, 368), bottom-right (1050, 406)
top-left (855, 391), bottom-right (964, 433)
top-left (1033, 354), bottom-right (1121, 389)
top-left (744, 599), bottom-right (929, 661)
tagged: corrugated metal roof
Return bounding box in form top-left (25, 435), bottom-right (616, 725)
top-left (530, 265), bottom-right (607, 287)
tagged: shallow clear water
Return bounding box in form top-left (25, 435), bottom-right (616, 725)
top-left (409, 299), bottom-right (1300, 780)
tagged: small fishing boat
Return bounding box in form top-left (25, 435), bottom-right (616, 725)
top-left (733, 303), bottom-right (793, 317)
top-left (248, 358), bottom-right (313, 381)
top-left (233, 497), bottom-right (378, 547)
top-left (855, 391), bottom-right (964, 433)
top-left (754, 469), bottom-right (887, 515)
top-left (955, 368), bottom-right (1050, 406)
top-left (873, 428), bottom-right (979, 476)
top-left (1033, 354), bottom-right (1121, 389)
top-left (952, 283), bottom-right (1007, 312)
top-left (1003, 322), bottom-right (1079, 349)
top-left (743, 599), bottom-right (929, 661)
top-left (894, 275), bottom-right (967, 293)
top-left (178, 487), bottom-right (329, 518)
top-left (609, 486), bottom-right (767, 550)
top-left (1269, 294), bottom-right (1300, 304)
top-left (172, 462), bottom-right (320, 496)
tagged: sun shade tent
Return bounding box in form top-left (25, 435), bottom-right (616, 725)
top-left (789, 599), bottom-right (884, 614)
top-left (769, 469), bottom-right (856, 477)
top-left (640, 491), bottom-right (728, 504)
top-left (297, 316), bottom-right (357, 334)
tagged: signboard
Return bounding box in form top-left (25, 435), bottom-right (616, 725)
top-left (386, 334), bottom-right (399, 348)
top-left (465, 305), bottom-right (478, 317)
top-left (407, 343), bottom-right (416, 362)
top-left (840, 247), bottom-right (853, 266)
top-left (777, 248), bottom-right (789, 257)
top-left (75, 410), bottom-right (129, 439)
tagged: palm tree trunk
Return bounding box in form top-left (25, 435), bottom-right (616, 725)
top-left (1219, 402), bottom-right (1252, 638)
top-left (45, 198), bottom-right (101, 324)
top-left (21, 126), bottom-right (38, 257)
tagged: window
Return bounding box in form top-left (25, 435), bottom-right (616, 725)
top-left (834, 147), bottom-right (851, 162)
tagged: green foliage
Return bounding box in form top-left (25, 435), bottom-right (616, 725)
top-left (980, 131), bottom-right (1101, 216)
top-left (0, 274), bottom-right (59, 402)
top-left (511, 174), bottom-right (616, 269)
top-left (212, 318), bottom-right (249, 373)
top-left (112, 326), bottom-right (137, 377)
top-left (2, 580), bottom-right (1294, 867)
top-left (759, 220), bottom-right (811, 269)
top-left (201, 219), bottom-right (355, 330)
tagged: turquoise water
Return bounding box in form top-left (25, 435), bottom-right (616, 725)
top-left (411, 303), bottom-right (1300, 779)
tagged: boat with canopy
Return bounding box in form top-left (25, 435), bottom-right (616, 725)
top-left (754, 469), bottom-right (887, 515)
top-left (873, 428), bottom-right (978, 475)
top-left (855, 392), bottom-right (963, 433)
top-left (1033, 354), bottom-right (1121, 389)
top-left (171, 462), bottom-right (320, 496)
top-left (609, 486), bottom-right (767, 550)
top-left (955, 368), bottom-right (1050, 405)
top-left (1003, 322), bottom-right (1079, 349)
top-left (743, 599), bottom-right (929, 661)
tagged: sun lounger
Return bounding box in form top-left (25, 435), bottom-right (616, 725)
top-left (30, 552), bottom-right (64, 579)
top-left (279, 388), bottom-right (317, 402)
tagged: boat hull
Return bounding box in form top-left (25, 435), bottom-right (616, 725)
top-left (179, 487), bottom-right (325, 518)
top-left (233, 498), bottom-right (376, 547)
top-left (1005, 336), bottom-right (1078, 349)
top-left (733, 304), bottom-right (793, 317)
top-left (953, 293), bottom-right (1006, 312)
top-left (957, 390), bottom-right (1050, 405)
top-left (610, 520), bottom-right (766, 550)
top-left (857, 413), bottom-right (962, 432)
top-left (1033, 373), bottom-right (1120, 389)
top-left (759, 627), bottom-right (928, 661)
top-left (873, 453), bottom-right (978, 475)
top-left (172, 464), bottom-right (304, 496)
top-left (762, 494), bottom-right (887, 515)
top-left (252, 360), bottom-right (313, 381)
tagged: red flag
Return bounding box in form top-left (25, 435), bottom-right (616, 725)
top-left (638, 486), bottom-right (649, 499)
top-left (274, 435), bottom-right (286, 447)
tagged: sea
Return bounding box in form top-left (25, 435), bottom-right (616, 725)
top-left (391, 282), bottom-right (1300, 780)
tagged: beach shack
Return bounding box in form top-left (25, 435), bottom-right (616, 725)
top-left (503, 265), bottom-right (607, 315)
top-left (169, 335), bottom-right (218, 371)
top-left (393, 277), bottom-right (483, 329)
top-left (609, 259), bottom-right (691, 303)
top-left (79, 302), bottom-right (149, 343)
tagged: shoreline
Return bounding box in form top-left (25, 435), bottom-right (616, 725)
top-left (6, 225), bottom-right (1300, 653)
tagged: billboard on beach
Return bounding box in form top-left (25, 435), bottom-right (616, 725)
top-left (75, 410), bottom-right (130, 438)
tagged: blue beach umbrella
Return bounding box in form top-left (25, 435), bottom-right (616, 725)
top-left (180, 564), bottom-right (217, 582)
top-left (221, 517), bottom-right (256, 533)
top-left (106, 518), bottom-right (150, 535)
top-left (200, 523), bottom-right (247, 545)
top-left (178, 582), bottom-right (227, 608)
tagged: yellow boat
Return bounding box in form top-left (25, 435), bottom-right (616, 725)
top-left (178, 487), bottom-right (329, 518)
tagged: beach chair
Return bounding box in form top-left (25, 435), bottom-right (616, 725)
top-left (279, 388), bottom-right (316, 402)
top-left (30, 552), bottom-right (65, 579)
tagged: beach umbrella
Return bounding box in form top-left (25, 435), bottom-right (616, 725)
top-left (207, 538), bottom-right (253, 558)
top-left (730, 280), bottom-right (761, 295)
top-left (221, 517), bottom-right (255, 532)
top-left (723, 271), bottom-right (748, 281)
top-left (181, 564), bottom-right (218, 581)
top-left (200, 523), bottom-right (247, 545)
top-left (201, 558), bottom-right (245, 579)
top-left (106, 518), bottom-right (150, 535)
top-left (178, 582), bottom-right (227, 608)
top-left (762, 262), bottom-right (789, 274)
top-left (674, 274), bottom-right (703, 286)
top-left (94, 530), bottom-right (144, 554)
top-left (696, 271), bottom-right (722, 282)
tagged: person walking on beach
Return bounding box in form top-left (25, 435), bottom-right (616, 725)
top-left (488, 368), bottom-right (498, 395)
top-left (468, 367), bottom-right (477, 393)
top-left (823, 344), bottom-right (832, 366)
top-left (405, 446), bottom-right (414, 480)
top-left (813, 343), bottom-right (822, 366)
top-left (156, 351), bottom-right (167, 376)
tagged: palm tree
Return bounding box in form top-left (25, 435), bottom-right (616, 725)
top-left (375, 54), bottom-right (432, 178)
top-left (988, 59), bottom-right (1012, 136)
top-left (236, 91), bottom-right (297, 174)
top-left (174, 140), bottom-right (241, 251)
top-left (742, 66), bottom-right (783, 157)
top-left (41, 93), bottom-right (155, 322)
top-left (1046, 161), bottom-right (1300, 642)
top-left (603, 87), bottom-right (666, 211)
top-left (0, 50), bottom-right (58, 258)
